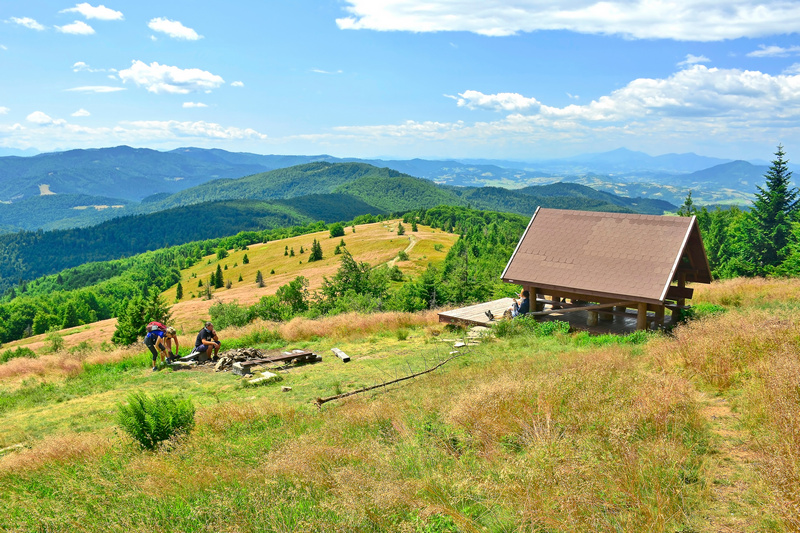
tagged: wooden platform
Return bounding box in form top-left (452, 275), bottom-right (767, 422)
top-left (439, 298), bottom-right (680, 334)
top-left (438, 298), bottom-right (516, 327)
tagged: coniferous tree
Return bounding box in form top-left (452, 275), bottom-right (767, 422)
top-left (299, 245), bottom-right (304, 254)
top-left (411, 218), bottom-right (418, 232)
top-left (242, 254), bottom-right (250, 264)
top-left (284, 246), bottom-right (289, 256)
top-left (215, 264), bottom-right (224, 289)
top-left (290, 248), bottom-right (295, 257)
top-left (255, 270), bottom-right (264, 287)
top-left (238, 274), bottom-right (243, 282)
top-left (176, 282), bottom-right (183, 300)
top-left (308, 239), bottom-right (323, 261)
top-left (748, 144), bottom-right (798, 272)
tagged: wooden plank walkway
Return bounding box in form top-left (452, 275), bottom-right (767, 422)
top-left (438, 298), bottom-right (515, 327)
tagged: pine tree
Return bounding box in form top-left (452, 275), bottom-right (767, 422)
top-left (242, 254), bottom-right (249, 264)
top-left (284, 246), bottom-right (289, 256)
top-left (198, 279), bottom-right (203, 288)
top-left (255, 270), bottom-right (264, 288)
top-left (749, 144), bottom-right (798, 271)
top-left (290, 248), bottom-right (295, 257)
top-left (176, 282), bottom-right (183, 300)
top-left (397, 223), bottom-right (405, 235)
top-left (411, 218), bottom-right (418, 232)
top-left (238, 274), bottom-right (243, 282)
top-left (308, 239), bottom-right (323, 261)
top-left (299, 245), bottom-right (304, 254)
top-left (215, 264), bottom-right (224, 289)
top-left (677, 191), bottom-right (697, 217)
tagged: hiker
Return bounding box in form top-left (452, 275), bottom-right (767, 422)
top-left (486, 289), bottom-right (530, 321)
top-left (165, 327), bottom-right (180, 360)
top-left (144, 324), bottom-right (169, 371)
top-left (194, 321), bottom-right (221, 359)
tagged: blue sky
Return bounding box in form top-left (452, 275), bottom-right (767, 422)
top-left (2, 1), bottom-right (800, 160)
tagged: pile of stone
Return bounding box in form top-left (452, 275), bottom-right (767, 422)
top-left (172, 347), bottom-right (321, 377)
top-left (212, 348), bottom-right (263, 372)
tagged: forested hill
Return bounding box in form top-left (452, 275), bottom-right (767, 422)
top-left (0, 162), bottom-right (675, 292)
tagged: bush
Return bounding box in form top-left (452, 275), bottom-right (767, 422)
top-left (329, 222), bottom-right (345, 238)
top-left (493, 316), bottom-right (570, 338)
top-left (0, 346), bottom-right (38, 364)
top-left (117, 391), bottom-right (195, 450)
top-left (208, 300), bottom-right (251, 329)
top-left (397, 251), bottom-right (409, 261)
top-left (46, 331), bottom-right (65, 353)
top-left (249, 295), bottom-right (293, 322)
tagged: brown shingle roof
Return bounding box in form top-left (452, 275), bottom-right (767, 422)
top-left (501, 208), bottom-right (711, 304)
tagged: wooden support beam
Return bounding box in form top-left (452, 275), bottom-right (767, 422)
top-left (654, 306), bottom-right (665, 328)
top-left (331, 348), bottom-right (350, 363)
top-left (529, 300), bottom-right (636, 316)
top-left (637, 303), bottom-right (648, 330)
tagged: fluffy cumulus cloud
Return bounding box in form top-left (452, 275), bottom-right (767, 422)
top-left (747, 44), bottom-right (800, 58)
top-left (147, 18), bottom-right (202, 40)
top-left (66, 85), bottom-right (125, 93)
top-left (118, 60), bottom-right (223, 94)
top-left (121, 120), bottom-right (266, 140)
top-left (71, 108), bottom-right (91, 117)
top-left (10, 17), bottom-right (46, 31)
top-left (297, 65), bottom-right (800, 157)
top-left (336, 0), bottom-right (800, 41)
top-left (60, 3), bottom-right (123, 21)
top-left (26, 111), bottom-right (66, 126)
top-left (56, 21), bottom-right (95, 35)
top-left (182, 102), bottom-right (208, 108)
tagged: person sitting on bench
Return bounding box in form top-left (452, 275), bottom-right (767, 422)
top-left (194, 322), bottom-right (221, 359)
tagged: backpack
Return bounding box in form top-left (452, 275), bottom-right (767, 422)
top-left (146, 321), bottom-right (167, 333)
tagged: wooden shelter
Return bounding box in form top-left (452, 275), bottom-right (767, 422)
top-left (500, 207), bottom-right (712, 330)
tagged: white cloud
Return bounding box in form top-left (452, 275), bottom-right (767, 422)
top-left (785, 63), bottom-right (800, 75)
top-left (182, 102), bottom-right (208, 108)
top-left (147, 17), bottom-right (202, 40)
top-left (0, 107), bottom-right (9, 114)
top-left (454, 90), bottom-right (542, 112)
top-left (65, 85), bottom-right (125, 93)
top-left (120, 120), bottom-right (266, 140)
top-left (26, 111), bottom-right (66, 126)
top-left (336, 1), bottom-right (800, 41)
top-left (118, 60), bottom-right (224, 94)
top-left (747, 44), bottom-right (800, 58)
top-left (71, 108), bottom-right (91, 117)
top-left (10, 17), bottom-right (46, 31)
top-left (311, 69), bottom-right (343, 74)
top-left (231, 81), bottom-right (244, 87)
top-left (60, 3), bottom-right (123, 21)
top-left (72, 61), bottom-right (109, 72)
top-left (678, 54), bottom-right (710, 67)
top-left (56, 20), bottom-right (95, 35)
top-left (566, 92), bottom-right (579, 100)
top-left (1, 45), bottom-right (8, 51)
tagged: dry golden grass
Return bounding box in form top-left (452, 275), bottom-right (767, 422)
top-left (0, 431), bottom-right (112, 475)
top-left (649, 307), bottom-right (800, 389)
top-left (693, 276), bottom-right (800, 307)
top-left (0, 344), bottom-right (140, 385)
top-left (277, 310), bottom-right (439, 341)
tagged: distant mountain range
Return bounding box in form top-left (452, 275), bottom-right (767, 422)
top-left (0, 145), bottom-right (791, 232)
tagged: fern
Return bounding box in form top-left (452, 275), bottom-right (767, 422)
top-left (117, 391), bottom-right (195, 450)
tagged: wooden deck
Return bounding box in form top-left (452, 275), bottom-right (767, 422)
top-left (438, 298), bottom-right (516, 327)
top-left (439, 298), bottom-right (680, 334)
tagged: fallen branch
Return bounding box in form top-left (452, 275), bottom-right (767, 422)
top-left (314, 353), bottom-right (461, 407)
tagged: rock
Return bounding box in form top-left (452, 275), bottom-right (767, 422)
top-left (454, 341), bottom-right (466, 348)
top-left (232, 362), bottom-right (250, 376)
top-left (214, 357), bottom-right (231, 372)
top-left (281, 386), bottom-right (292, 393)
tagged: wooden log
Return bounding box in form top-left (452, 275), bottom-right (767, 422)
top-left (331, 348), bottom-right (350, 363)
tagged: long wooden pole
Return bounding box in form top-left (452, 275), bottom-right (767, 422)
top-left (314, 353), bottom-right (461, 407)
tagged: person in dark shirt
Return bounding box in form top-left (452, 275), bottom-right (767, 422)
top-left (516, 290), bottom-right (530, 316)
top-left (194, 322), bottom-right (221, 359)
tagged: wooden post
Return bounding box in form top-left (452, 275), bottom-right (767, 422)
top-left (677, 272), bottom-right (687, 307)
top-left (600, 312), bottom-right (613, 321)
top-left (587, 311), bottom-right (599, 326)
top-left (637, 303), bottom-right (648, 330)
top-left (654, 306), bottom-right (665, 329)
top-left (530, 286), bottom-right (543, 313)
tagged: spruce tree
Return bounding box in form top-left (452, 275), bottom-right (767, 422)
top-left (176, 282), bottom-right (183, 300)
top-left (215, 264), bottom-right (224, 289)
top-left (238, 274), bottom-right (243, 282)
top-left (749, 144), bottom-right (797, 271)
top-left (397, 223), bottom-right (405, 235)
top-left (242, 254), bottom-right (249, 264)
top-left (411, 218), bottom-right (418, 232)
top-left (255, 270), bottom-right (264, 287)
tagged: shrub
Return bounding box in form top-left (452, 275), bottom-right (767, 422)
top-left (46, 331), bottom-right (65, 353)
top-left (208, 300), bottom-right (251, 329)
top-left (329, 222), bottom-right (345, 238)
top-left (0, 346), bottom-right (38, 364)
top-left (117, 391), bottom-right (195, 451)
top-left (249, 295), bottom-right (293, 322)
top-left (494, 316), bottom-right (570, 338)
top-left (397, 251), bottom-right (409, 261)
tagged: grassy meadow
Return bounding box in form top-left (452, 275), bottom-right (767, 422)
top-left (1, 278), bottom-right (799, 531)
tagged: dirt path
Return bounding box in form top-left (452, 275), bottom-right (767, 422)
top-left (387, 235), bottom-right (418, 268)
top-left (696, 392), bottom-right (763, 532)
